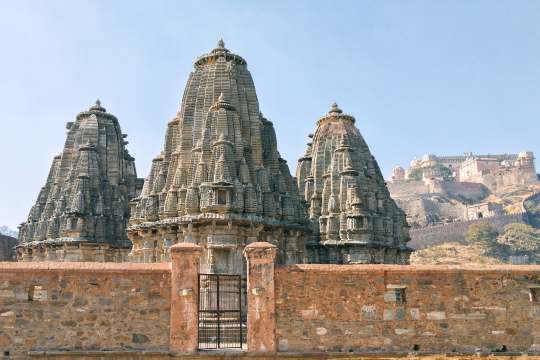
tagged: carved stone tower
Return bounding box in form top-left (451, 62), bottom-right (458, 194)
top-left (127, 41), bottom-right (308, 274)
top-left (296, 103), bottom-right (411, 264)
top-left (17, 100), bottom-right (143, 261)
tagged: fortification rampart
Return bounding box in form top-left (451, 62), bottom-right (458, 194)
top-left (408, 212), bottom-right (527, 249)
top-left (387, 181), bottom-right (430, 198)
top-left (388, 180), bottom-right (489, 202)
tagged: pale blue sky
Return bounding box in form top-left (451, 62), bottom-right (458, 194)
top-left (1, 0), bottom-right (539, 230)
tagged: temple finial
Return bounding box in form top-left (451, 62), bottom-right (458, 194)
top-left (90, 98), bottom-right (106, 112)
top-left (329, 102), bottom-right (342, 114)
top-left (217, 39), bottom-right (225, 49)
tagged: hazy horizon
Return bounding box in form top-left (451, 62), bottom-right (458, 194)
top-left (1, 0), bottom-right (539, 230)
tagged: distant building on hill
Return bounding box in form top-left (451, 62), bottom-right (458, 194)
top-left (390, 151), bottom-right (537, 192)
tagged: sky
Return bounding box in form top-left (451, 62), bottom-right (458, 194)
top-left (0, 0), bottom-right (539, 230)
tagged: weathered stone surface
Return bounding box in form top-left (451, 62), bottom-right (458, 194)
top-left (0, 233), bottom-right (17, 261)
top-left (296, 103), bottom-right (411, 264)
top-left (127, 40), bottom-right (308, 274)
top-left (21, 352), bottom-right (540, 359)
top-left (17, 101), bottom-right (143, 262)
top-left (244, 242), bottom-right (278, 352)
top-left (169, 243), bottom-right (201, 352)
top-left (0, 262), bottom-right (170, 357)
top-left (274, 264), bottom-right (540, 353)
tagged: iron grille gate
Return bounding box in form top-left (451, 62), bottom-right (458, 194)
top-left (198, 274), bottom-right (245, 350)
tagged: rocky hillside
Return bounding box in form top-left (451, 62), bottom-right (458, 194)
top-left (411, 242), bottom-right (503, 265)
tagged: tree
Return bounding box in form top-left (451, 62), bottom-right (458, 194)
top-left (465, 223), bottom-right (499, 248)
top-left (497, 223), bottom-right (540, 254)
top-left (407, 168), bottom-right (423, 181)
top-left (432, 164), bottom-right (454, 181)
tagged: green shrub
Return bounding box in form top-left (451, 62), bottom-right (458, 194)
top-left (465, 223), bottom-right (499, 248)
top-left (497, 223), bottom-right (540, 253)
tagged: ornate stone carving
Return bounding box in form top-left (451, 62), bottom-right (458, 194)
top-left (127, 41), bottom-right (309, 275)
top-left (296, 104), bottom-right (412, 264)
top-left (17, 100), bottom-right (143, 262)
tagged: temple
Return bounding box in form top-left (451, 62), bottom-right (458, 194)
top-left (16, 101), bottom-right (142, 261)
top-left (296, 103), bottom-right (411, 264)
top-left (127, 40), bottom-right (309, 274)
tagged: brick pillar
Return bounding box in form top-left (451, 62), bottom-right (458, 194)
top-left (170, 243), bottom-right (202, 352)
top-left (243, 242), bottom-right (277, 352)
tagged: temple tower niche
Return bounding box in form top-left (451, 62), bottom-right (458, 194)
top-left (128, 40), bottom-right (309, 275)
top-left (17, 100), bottom-right (143, 262)
top-left (296, 103), bottom-right (412, 264)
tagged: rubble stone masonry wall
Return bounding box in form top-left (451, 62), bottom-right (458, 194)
top-left (274, 264), bottom-right (540, 353)
top-left (0, 262), bottom-right (171, 357)
top-left (2, 256), bottom-right (540, 358)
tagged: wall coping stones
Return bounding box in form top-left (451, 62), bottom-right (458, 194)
top-left (0, 261), bottom-right (171, 274)
top-left (276, 264), bottom-right (540, 274)
top-left (170, 242), bottom-right (203, 254)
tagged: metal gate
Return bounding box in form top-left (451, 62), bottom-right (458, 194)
top-left (198, 274), bottom-right (245, 350)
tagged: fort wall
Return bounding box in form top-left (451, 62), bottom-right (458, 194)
top-left (387, 181), bottom-right (430, 198)
top-left (388, 180), bottom-right (489, 202)
top-left (408, 213), bottom-right (527, 249)
top-left (274, 264), bottom-right (540, 353)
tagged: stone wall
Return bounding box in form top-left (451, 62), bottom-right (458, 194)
top-left (431, 181), bottom-right (490, 202)
top-left (387, 181), bottom-right (430, 198)
top-left (274, 264), bottom-right (540, 353)
top-left (408, 213), bottom-right (527, 249)
top-left (2, 244), bottom-right (540, 357)
top-left (0, 262), bottom-right (171, 357)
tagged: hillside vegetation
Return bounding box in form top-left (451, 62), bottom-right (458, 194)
top-left (411, 222), bottom-right (540, 265)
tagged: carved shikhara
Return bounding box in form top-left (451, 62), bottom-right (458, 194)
top-left (17, 100), bottom-right (143, 262)
top-left (127, 41), bottom-right (309, 274)
top-left (296, 103), bottom-right (412, 264)
top-left (17, 41), bottom-right (413, 269)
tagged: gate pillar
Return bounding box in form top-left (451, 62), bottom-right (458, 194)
top-left (170, 242), bottom-right (202, 352)
top-left (243, 242), bottom-right (277, 352)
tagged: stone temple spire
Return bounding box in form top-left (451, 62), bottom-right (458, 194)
top-left (128, 41), bottom-right (308, 273)
top-left (296, 103), bottom-right (412, 264)
top-left (17, 100), bottom-right (143, 262)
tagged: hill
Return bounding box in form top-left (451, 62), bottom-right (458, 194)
top-left (410, 242), bottom-right (503, 265)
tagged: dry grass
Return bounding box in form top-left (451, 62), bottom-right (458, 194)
top-left (410, 242), bottom-right (504, 265)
